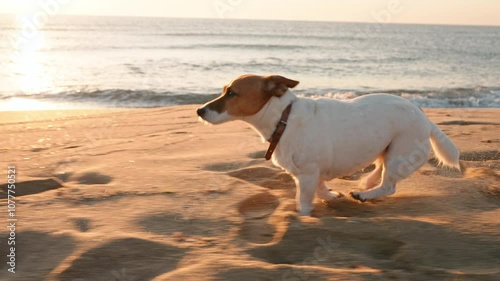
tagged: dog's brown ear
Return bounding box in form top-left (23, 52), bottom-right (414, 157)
top-left (264, 75), bottom-right (299, 97)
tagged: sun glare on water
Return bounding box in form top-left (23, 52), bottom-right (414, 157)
top-left (11, 38), bottom-right (54, 92)
top-left (4, 1), bottom-right (60, 110)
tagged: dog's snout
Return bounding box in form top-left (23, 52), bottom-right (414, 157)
top-left (196, 107), bottom-right (206, 117)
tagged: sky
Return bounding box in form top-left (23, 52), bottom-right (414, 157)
top-left (0, 0), bottom-right (499, 26)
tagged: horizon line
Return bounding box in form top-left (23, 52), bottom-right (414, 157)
top-left (1, 12), bottom-right (499, 28)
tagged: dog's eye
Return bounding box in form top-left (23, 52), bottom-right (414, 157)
top-left (226, 90), bottom-right (237, 97)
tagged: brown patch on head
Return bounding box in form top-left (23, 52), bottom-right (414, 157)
top-left (206, 74), bottom-right (299, 117)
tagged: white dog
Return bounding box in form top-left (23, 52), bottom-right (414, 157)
top-left (197, 74), bottom-right (460, 216)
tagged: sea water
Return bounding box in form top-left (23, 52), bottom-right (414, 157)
top-left (0, 16), bottom-right (499, 110)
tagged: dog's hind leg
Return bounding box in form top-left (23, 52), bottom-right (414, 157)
top-left (359, 158), bottom-right (384, 190)
top-left (351, 136), bottom-right (430, 202)
top-left (294, 174), bottom-right (319, 216)
top-left (351, 168), bottom-right (396, 202)
top-left (317, 181), bottom-right (343, 202)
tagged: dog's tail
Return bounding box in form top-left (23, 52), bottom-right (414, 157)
top-left (429, 122), bottom-right (460, 170)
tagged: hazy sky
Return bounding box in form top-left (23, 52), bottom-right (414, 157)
top-left (1, 0), bottom-right (499, 26)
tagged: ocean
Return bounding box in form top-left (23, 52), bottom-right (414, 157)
top-left (0, 15), bottom-right (499, 110)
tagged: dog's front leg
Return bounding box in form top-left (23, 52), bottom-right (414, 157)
top-left (294, 174), bottom-right (318, 216)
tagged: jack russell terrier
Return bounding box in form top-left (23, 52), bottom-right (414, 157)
top-left (197, 74), bottom-right (460, 216)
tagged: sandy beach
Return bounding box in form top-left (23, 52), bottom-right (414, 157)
top-left (0, 106), bottom-right (498, 281)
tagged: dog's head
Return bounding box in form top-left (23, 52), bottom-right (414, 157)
top-left (196, 74), bottom-right (299, 124)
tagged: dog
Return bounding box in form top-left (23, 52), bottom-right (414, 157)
top-left (197, 74), bottom-right (460, 216)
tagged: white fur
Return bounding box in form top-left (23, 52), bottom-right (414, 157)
top-left (241, 91), bottom-right (460, 215)
top-left (199, 108), bottom-right (234, 124)
top-left (198, 90), bottom-right (460, 216)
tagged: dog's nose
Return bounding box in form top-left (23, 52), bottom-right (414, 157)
top-left (196, 107), bottom-right (206, 117)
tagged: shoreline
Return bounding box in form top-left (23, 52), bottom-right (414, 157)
top-left (1, 106), bottom-right (498, 121)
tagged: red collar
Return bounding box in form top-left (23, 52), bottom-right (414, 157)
top-left (265, 103), bottom-right (292, 160)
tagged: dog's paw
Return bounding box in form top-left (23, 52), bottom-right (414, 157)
top-left (318, 188), bottom-right (344, 202)
top-left (349, 192), bottom-right (366, 203)
top-left (321, 191), bottom-right (345, 204)
top-left (297, 207), bottom-right (313, 216)
top-left (298, 210), bottom-right (312, 216)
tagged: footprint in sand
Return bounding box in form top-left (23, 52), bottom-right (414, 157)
top-left (228, 166), bottom-right (294, 190)
top-left (0, 178), bottom-right (63, 199)
top-left (57, 238), bottom-right (185, 281)
top-left (200, 152), bottom-right (290, 244)
top-left (138, 213), bottom-right (230, 237)
top-left (201, 150), bottom-right (294, 190)
top-left (75, 172), bottom-right (113, 185)
top-left (247, 218), bottom-right (499, 275)
top-left (238, 192), bottom-right (280, 244)
top-left (247, 220), bottom-right (404, 268)
top-left (0, 231), bottom-right (75, 280)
